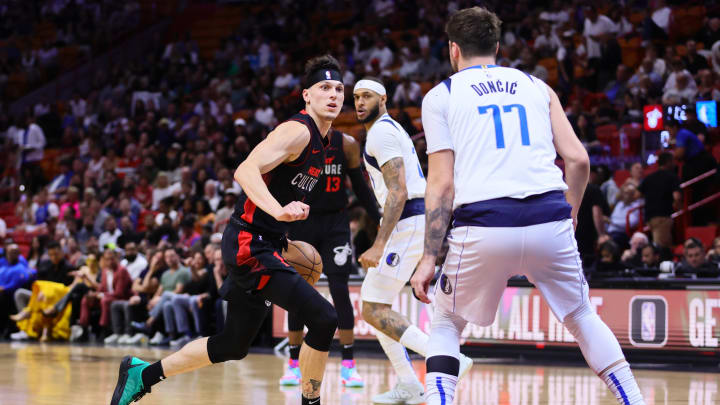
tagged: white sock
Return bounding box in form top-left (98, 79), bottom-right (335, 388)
top-left (425, 372), bottom-right (457, 405)
top-left (376, 331), bottom-right (420, 384)
top-left (399, 324), bottom-right (429, 357)
top-left (600, 362), bottom-right (646, 405)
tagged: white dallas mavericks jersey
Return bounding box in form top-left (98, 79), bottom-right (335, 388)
top-left (421, 65), bottom-right (567, 209)
top-left (363, 113), bottom-right (426, 207)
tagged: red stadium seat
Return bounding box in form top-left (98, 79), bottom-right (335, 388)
top-left (685, 225), bottom-right (719, 249)
top-left (595, 124), bottom-right (620, 156)
top-left (614, 169), bottom-right (631, 187)
top-left (620, 123), bottom-right (642, 156)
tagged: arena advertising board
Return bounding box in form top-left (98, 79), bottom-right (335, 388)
top-left (273, 285), bottom-right (720, 351)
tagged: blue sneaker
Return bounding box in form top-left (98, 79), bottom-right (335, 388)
top-left (340, 359), bottom-right (364, 387)
top-left (110, 356), bottom-right (152, 405)
top-left (278, 359), bottom-right (301, 386)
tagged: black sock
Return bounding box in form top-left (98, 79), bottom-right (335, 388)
top-left (289, 344), bottom-right (301, 361)
top-left (341, 344), bottom-right (353, 361)
top-left (302, 395), bottom-right (320, 405)
top-left (141, 361), bottom-right (165, 388)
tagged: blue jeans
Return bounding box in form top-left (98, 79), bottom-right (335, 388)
top-left (168, 294), bottom-right (205, 336)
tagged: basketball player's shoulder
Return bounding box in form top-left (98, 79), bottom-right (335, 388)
top-left (269, 119), bottom-right (311, 145)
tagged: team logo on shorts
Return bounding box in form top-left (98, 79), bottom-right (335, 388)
top-left (386, 253), bottom-right (400, 267)
top-left (439, 274), bottom-right (452, 295)
top-left (333, 243), bottom-right (352, 266)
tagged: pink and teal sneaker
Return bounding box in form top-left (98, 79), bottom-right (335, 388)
top-left (278, 359), bottom-right (301, 386)
top-left (340, 359), bottom-right (364, 387)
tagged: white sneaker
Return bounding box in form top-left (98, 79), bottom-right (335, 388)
top-left (372, 381), bottom-right (425, 404)
top-left (70, 325), bottom-right (84, 342)
top-left (103, 334), bottom-right (120, 344)
top-left (10, 330), bottom-right (29, 341)
top-left (459, 353), bottom-right (473, 379)
top-left (126, 333), bottom-right (148, 345)
top-left (149, 332), bottom-right (165, 345)
top-left (170, 335), bottom-right (191, 347)
top-left (117, 334), bottom-right (132, 344)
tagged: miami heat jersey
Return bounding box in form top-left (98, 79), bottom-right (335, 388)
top-left (422, 65), bottom-right (568, 209)
top-left (231, 110), bottom-right (327, 234)
top-left (363, 113), bottom-right (426, 207)
top-left (312, 129), bottom-right (348, 213)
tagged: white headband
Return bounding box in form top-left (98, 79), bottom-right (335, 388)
top-left (354, 79), bottom-right (386, 96)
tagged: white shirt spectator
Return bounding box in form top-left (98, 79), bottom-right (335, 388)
top-left (37, 46), bottom-right (58, 66)
top-left (194, 100), bottom-right (218, 117)
top-left (70, 97), bottom-right (87, 118)
top-left (21, 51), bottom-right (36, 69)
top-left (540, 9), bottom-right (570, 27)
top-left (0, 217), bottom-right (6, 239)
top-left (374, 0), bottom-right (394, 17)
top-left (534, 32), bottom-right (562, 53)
top-left (607, 200), bottom-right (643, 234)
top-left (393, 81), bottom-right (422, 106)
top-left (154, 210), bottom-right (178, 226)
top-left (31, 201), bottom-right (59, 223)
top-left (273, 72), bottom-right (294, 90)
top-left (34, 103), bottom-right (50, 117)
top-left (254, 106), bottom-right (276, 127)
top-left (17, 123), bottom-right (46, 163)
top-left (663, 69), bottom-right (698, 92)
top-left (366, 45), bottom-right (394, 70)
top-left (99, 228), bottom-right (122, 252)
top-left (152, 186), bottom-right (174, 210)
top-left (652, 6), bottom-right (672, 33)
top-left (613, 16), bottom-right (634, 37)
top-left (584, 14), bottom-right (616, 58)
top-left (121, 253), bottom-right (148, 280)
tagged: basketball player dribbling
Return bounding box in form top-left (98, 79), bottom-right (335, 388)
top-left (110, 55), bottom-right (346, 405)
top-left (411, 7), bottom-right (646, 405)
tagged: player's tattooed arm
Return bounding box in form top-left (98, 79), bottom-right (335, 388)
top-left (377, 157), bottom-right (407, 244)
top-left (424, 193), bottom-right (453, 257)
top-left (422, 150), bottom-right (455, 259)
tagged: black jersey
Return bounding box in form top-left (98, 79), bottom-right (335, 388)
top-left (313, 129), bottom-right (349, 213)
top-left (231, 110), bottom-right (328, 235)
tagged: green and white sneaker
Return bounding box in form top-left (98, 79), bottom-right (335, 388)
top-left (110, 356), bottom-right (152, 405)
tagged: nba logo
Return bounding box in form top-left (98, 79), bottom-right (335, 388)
top-left (640, 302), bottom-right (656, 341)
top-left (325, 70), bottom-right (331, 80)
top-left (629, 296), bottom-right (668, 347)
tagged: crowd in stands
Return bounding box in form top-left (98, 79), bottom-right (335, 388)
top-left (0, 0), bottom-right (143, 103)
top-left (0, 0), bottom-right (719, 343)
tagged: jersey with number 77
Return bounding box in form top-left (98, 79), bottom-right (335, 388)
top-left (421, 65), bottom-right (568, 210)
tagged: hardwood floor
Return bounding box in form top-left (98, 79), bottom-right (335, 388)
top-left (0, 343), bottom-right (716, 404)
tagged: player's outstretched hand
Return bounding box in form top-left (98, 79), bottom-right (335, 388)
top-left (410, 256), bottom-right (436, 304)
top-left (358, 243), bottom-right (383, 270)
top-left (274, 201), bottom-right (310, 222)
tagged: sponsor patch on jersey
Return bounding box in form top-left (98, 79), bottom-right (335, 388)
top-left (440, 274), bottom-right (452, 295)
top-left (386, 252), bottom-right (400, 267)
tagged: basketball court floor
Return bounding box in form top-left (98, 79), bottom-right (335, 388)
top-left (0, 343), bottom-right (716, 404)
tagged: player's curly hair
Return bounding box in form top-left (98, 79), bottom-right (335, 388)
top-left (446, 7), bottom-right (502, 57)
top-left (304, 54), bottom-right (341, 87)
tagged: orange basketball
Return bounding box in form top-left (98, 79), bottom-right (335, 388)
top-left (282, 240), bottom-right (323, 285)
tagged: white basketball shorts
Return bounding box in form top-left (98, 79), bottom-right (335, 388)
top-left (434, 219), bottom-right (589, 326)
top-left (361, 214), bottom-right (425, 305)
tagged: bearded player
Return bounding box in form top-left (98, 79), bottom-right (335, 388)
top-left (110, 55), bottom-right (346, 405)
top-left (353, 77), bottom-right (472, 404)
top-left (412, 7), bottom-right (645, 405)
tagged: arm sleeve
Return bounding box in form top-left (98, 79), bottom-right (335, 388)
top-left (421, 85), bottom-right (453, 153)
top-left (347, 167), bottom-right (381, 223)
top-left (365, 124), bottom-right (403, 167)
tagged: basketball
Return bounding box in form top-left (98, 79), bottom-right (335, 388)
top-left (282, 239), bottom-right (323, 285)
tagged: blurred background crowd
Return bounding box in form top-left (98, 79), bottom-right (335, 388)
top-left (0, 0), bottom-right (718, 344)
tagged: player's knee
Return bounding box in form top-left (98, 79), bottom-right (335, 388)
top-left (303, 298), bottom-right (337, 351)
top-left (207, 334), bottom-right (249, 363)
top-left (562, 301), bottom-right (594, 334)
